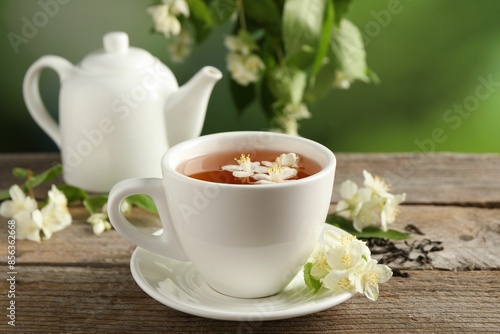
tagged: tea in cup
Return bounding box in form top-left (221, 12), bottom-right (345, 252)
top-left (108, 131), bottom-right (336, 298)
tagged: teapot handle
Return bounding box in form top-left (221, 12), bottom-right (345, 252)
top-left (23, 55), bottom-right (74, 148)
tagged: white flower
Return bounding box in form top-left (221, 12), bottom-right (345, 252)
top-left (221, 154), bottom-right (267, 178)
top-left (40, 185), bottom-right (72, 239)
top-left (0, 184), bottom-right (37, 218)
top-left (277, 153), bottom-right (299, 167)
top-left (252, 165), bottom-right (298, 184)
top-left (351, 259), bottom-right (393, 301)
top-left (324, 231), bottom-right (371, 271)
top-left (380, 193), bottom-right (406, 231)
top-left (224, 31), bottom-right (257, 55)
top-left (102, 200), bottom-right (131, 216)
top-left (224, 32), bottom-right (265, 87)
top-left (351, 199), bottom-right (382, 232)
top-left (272, 103), bottom-right (311, 136)
top-left (147, 0), bottom-right (189, 38)
top-left (226, 53), bottom-right (265, 86)
top-left (335, 180), bottom-right (372, 222)
top-left (335, 172), bottom-right (406, 232)
top-left (334, 71), bottom-right (351, 89)
top-left (324, 229), bottom-right (360, 249)
top-left (263, 153), bottom-right (299, 168)
top-left (13, 210), bottom-right (43, 242)
top-left (322, 266), bottom-right (360, 294)
top-left (167, 30), bottom-right (193, 63)
top-left (224, 35), bottom-right (250, 55)
top-left (168, 0), bottom-right (189, 16)
top-left (87, 213), bottom-right (112, 236)
top-left (273, 115), bottom-right (300, 136)
top-left (308, 244), bottom-right (331, 280)
top-left (321, 231), bottom-right (370, 293)
top-left (283, 103), bottom-right (311, 121)
top-left (363, 170), bottom-right (391, 198)
top-left (307, 230), bottom-right (392, 300)
top-left (245, 54), bottom-right (265, 73)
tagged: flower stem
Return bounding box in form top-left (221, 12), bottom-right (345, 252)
top-left (26, 169), bottom-right (35, 199)
top-left (236, 0), bottom-right (247, 30)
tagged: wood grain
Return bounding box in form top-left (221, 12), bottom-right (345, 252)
top-left (1, 153), bottom-right (500, 205)
top-left (333, 152), bottom-right (500, 206)
top-left (0, 268), bottom-right (498, 333)
top-left (1, 153), bottom-right (499, 333)
top-left (1, 205), bottom-right (498, 271)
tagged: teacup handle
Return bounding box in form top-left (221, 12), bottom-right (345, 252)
top-left (107, 178), bottom-right (188, 261)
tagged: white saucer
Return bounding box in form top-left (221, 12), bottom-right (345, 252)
top-left (130, 224), bottom-right (356, 321)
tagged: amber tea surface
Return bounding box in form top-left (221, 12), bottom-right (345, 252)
top-left (178, 150), bottom-right (322, 184)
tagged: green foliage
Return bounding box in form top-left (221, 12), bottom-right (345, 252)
top-left (164, 0), bottom-right (371, 131)
top-left (186, 0), bottom-right (215, 42)
top-left (311, 0), bottom-right (335, 80)
top-left (243, 0), bottom-right (281, 26)
top-left (56, 184), bottom-right (89, 203)
top-left (126, 194), bottom-right (158, 214)
top-left (209, 0), bottom-right (236, 24)
top-left (326, 214), bottom-right (410, 241)
top-left (230, 79), bottom-right (256, 114)
top-left (24, 164), bottom-right (63, 189)
top-left (12, 167), bottom-right (28, 180)
top-left (303, 262), bottom-right (322, 293)
top-left (1, 164), bottom-right (160, 219)
top-left (0, 189), bottom-right (10, 201)
top-left (267, 66), bottom-right (307, 105)
top-left (0, 164), bottom-right (64, 201)
top-left (282, 0), bottom-right (325, 64)
top-left (83, 195), bottom-right (109, 215)
top-left (332, 0), bottom-right (352, 25)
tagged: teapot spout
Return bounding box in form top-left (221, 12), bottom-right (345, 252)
top-left (165, 66), bottom-right (222, 147)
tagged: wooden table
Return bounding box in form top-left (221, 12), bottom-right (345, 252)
top-left (1, 153), bottom-right (499, 333)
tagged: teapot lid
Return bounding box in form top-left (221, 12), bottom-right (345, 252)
top-left (80, 32), bottom-right (155, 71)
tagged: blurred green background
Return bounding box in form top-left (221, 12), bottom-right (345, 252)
top-left (1, 0), bottom-right (499, 153)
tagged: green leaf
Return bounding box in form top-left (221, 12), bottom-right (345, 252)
top-left (83, 195), bottom-right (108, 215)
top-left (330, 19), bottom-right (370, 85)
top-left (366, 67), bottom-right (381, 84)
top-left (187, 0), bottom-right (214, 42)
top-left (326, 215), bottom-right (411, 240)
top-left (303, 262), bottom-right (322, 293)
top-left (243, 0), bottom-right (281, 25)
top-left (56, 184), bottom-right (89, 203)
top-left (268, 66), bottom-right (307, 105)
top-left (305, 60), bottom-right (336, 103)
top-left (282, 0), bottom-right (326, 66)
top-left (127, 194), bottom-right (158, 214)
top-left (311, 0), bottom-right (334, 80)
top-left (12, 168), bottom-right (28, 180)
top-left (209, 0), bottom-right (236, 24)
top-left (332, 0), bottom-right (352, 25)
top-left (356, 226), bottom-right (411, 240)
top-left (25, 164), bottom-right (63, 189)
top-left (230, 79), bottom-right (256, 115)
top-left (258, 71), bottom-right (276, 119)
top-left (0, 189), bottom-right (10, 201)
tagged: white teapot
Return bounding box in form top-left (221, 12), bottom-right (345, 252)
top-left (23, 32), bottom-right (222, 192)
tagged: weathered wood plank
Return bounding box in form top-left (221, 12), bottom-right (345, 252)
top-left (0, 205), bottom-right (498, 271)
top-left (0, 207), bottom-right (160, 266)
top-left (0, 154), bottom-right (498, 333)
top-left (0, 267), bottom-right (498, 333)
top-left (1, 153), bottom-right (500, 204)
top-left (333, 152), bottom-right (500, 205)
top-left (395, 206), bottom-right (500, 271)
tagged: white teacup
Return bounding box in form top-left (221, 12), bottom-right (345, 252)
top-left (108, 131), bottom-right (336, 298)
